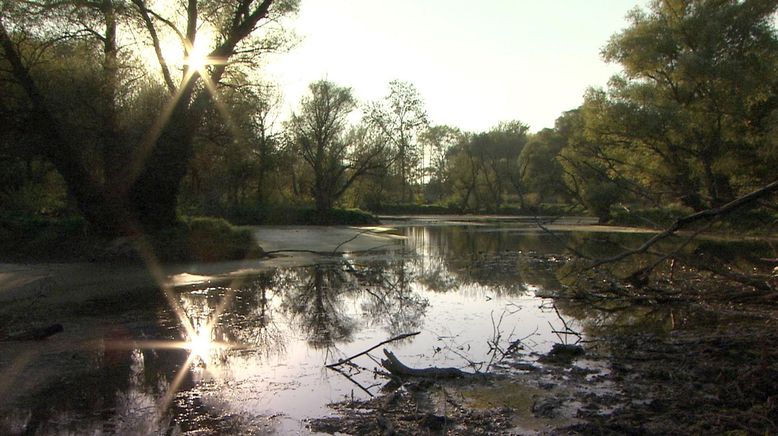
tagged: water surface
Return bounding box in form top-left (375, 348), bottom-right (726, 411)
top-left (1, 222), bottom-right (700, 434)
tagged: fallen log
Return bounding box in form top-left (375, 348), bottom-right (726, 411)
top-left (0, 323), bottom-right (63, 341)
top-left (380, 349), bottom-right (472, 378)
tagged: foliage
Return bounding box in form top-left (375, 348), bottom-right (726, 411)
top-left (564, 0), bottom-right (778, 213)
top-left (365, 80), bottom-right (429, 204)
top-left (0, 0), bottom-right (299, 235)
top-left (4, 0), bottom-right (777, 260)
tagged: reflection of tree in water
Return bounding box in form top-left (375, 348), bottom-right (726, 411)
top-left (355, 254), bottom-right (430, 336)
top-left (278, 257), bottom-right (431, 345)
top-left (281, 264), bottom-right (358, 349)
top-left (229, 274), bottom-right (287, 358)
top-left (403, 226), bottom-right (542, 296)
top-left (177, 273), bottom-right (288, 360)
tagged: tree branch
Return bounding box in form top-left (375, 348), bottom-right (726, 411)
top-left (589, 179), bottom-right (778, 270)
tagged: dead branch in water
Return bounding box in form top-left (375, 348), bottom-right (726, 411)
top-left (0, 323), bottom-right (63, 341)
top-left (326, 332), bottom-right (419, 369)
top-left (589, 179), bottom-right (778, 270)
top-left (380, 349), bottom-right (472, 378)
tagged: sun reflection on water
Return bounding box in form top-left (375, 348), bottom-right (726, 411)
top-left (187, 327), bottom-right (213, 363)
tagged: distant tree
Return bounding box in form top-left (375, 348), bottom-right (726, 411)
top-left (483, 121), bottom-right (530, 209)
top-left (446, 121), bottom-right (529, 211)
top-left (366, 80), bottom-right (429, 203)
top-left (419, 125), bottom-right (463, 202)
top-left (520, 127), bottom-right (568, 206)
top-left (288, 80), bottom-right (386, 213)
top-left (447, 138), bottom-right (482, 210)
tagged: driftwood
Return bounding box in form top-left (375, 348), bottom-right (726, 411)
top-left (0, 323), bottom-right (63, 341)
top-left (380, 349), bottom-right (472, 378)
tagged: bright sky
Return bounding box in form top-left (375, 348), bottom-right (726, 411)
top-left (266, 0), bottom-right (650, 133)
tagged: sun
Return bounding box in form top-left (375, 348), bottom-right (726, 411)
top-left (182, 40), bottom-right (212, 71)
top-left (137, 25), bottom-right (219, 75)
top-left (187, 326), bottom-right (214, 362)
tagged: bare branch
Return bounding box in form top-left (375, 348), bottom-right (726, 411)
top-left (589, 179), bottom-right (778, 269)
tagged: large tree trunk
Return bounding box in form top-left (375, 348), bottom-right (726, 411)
top-left (129, 99), bottom-right (199, 231)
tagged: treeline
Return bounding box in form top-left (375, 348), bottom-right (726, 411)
top-left (1, 0), bottom-right (776, 234)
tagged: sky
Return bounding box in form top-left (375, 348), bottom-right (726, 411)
top-left (265, 0), bottom-right (651, 133)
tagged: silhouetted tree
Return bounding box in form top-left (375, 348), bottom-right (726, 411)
top-left (0, 0), bottom-right (298, 234)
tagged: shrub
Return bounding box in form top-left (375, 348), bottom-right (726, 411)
top-left (148, 217), bottom-right (262, 262)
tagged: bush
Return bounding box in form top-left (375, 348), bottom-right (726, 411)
top-left (609, 205), bottom-right (778, 233)
top-left (581, 184), bottom-right (623, 222)
top-left (0, 213), bottom-right (91, 261)
top-left (0, 213), bottom-right (261, 263)
top-left (368, 203), bottom-right (459, 215)
top-left (148, 217), bottom-right (262, 262)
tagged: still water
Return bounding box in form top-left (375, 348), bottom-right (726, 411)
top-left (2, 223), bottom-right (656, 434)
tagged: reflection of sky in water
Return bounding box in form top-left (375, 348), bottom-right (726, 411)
top-left (2, 225), bottom-right (595, 434)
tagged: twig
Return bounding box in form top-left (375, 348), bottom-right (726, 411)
top-left (331, 228), bottom-right (376, 255)
top-left (328, 365), bottom-right (374, 397)
top-left (535, 219), bottom-right (592, 260)
top-left (326, 332), bottom-right (420, 368)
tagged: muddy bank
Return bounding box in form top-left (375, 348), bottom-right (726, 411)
top-left (306, 252), bottom-right (778, 435)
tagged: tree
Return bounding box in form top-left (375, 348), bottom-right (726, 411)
top-left (446, 121), bottom-right (529, 211)
top-left (419, 125), bottom-right (463, 202)
top-left (366, 80), bottom-right (429, 204)
top-left (0, 0), bottom-right (298, 235)
top-left (288, 80), bottom-right (386, 213)
top-left (520, 127), bottom-right (568, 206)
top-left (556, 107), bottom-right (641, 220)
top-left (585, 0), bottom-right (778, 210)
